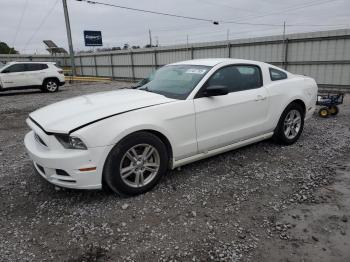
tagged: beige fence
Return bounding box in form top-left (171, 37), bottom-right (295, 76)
top-left (1, 28), bottom-right (350, 91)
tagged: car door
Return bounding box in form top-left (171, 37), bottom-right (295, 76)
top-left (194, 64), bottom-right (269, 153)
top-left (0, 63), bottom-right (27, 88)
top-left (25, 63), bottom-right (47, 85)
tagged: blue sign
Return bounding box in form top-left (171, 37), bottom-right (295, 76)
top-left (84, 31), bottom-right (103, 46)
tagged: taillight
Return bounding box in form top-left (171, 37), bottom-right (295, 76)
top-left (58, 70), bottom-right (64, 74)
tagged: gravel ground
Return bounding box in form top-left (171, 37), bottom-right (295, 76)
top-left (0, 83), bottom-right (349, 262)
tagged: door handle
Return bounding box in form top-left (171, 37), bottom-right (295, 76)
top-left (255, 95), bottom-right (266, 101)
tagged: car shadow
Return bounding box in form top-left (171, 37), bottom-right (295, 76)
top-left (0, 90), bottom-right (42, 97)
top-left (0, 89), bottom-right (66, 96)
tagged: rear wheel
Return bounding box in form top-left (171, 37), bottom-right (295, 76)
top-left (273, 103), bottom-right (304, 145)
top-left (42, 79), bottom-right (59, 93)
top-left (318, 107), bottom-right (330, 118)
top-left (103, 132), bottom-right (168, 196)
top-left (329, 105), bottom-right (339, 116)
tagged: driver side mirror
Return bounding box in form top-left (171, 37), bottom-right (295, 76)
top-left (202, 85), bottom-right (229, 97)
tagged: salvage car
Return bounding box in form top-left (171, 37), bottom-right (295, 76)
top-left (24, 58), bottom-right (318, 195)
top-left (0, 62), bottom-right (65, 92)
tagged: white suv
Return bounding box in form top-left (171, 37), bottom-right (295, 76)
top-left (0, 62), bottom-right (65, 93)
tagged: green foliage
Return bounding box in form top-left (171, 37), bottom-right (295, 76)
top-left (0, 42), bottom-right (18, 54)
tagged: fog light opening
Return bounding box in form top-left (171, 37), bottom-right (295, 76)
top-left (56, 169), bottom-right (70, 177)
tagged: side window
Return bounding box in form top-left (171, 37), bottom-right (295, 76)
top-left (269, 68), bottom-right (287, 81)
top-left (25, 63), bottom-right (48, 71)
top-left (3, 64), bottom-right (26, 73)
top-left (206, 64), bottom-right (262, 93)
top-left (40, 64), bottom-right (48, 70)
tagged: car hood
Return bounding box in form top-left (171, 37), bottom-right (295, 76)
top-left (29, 89), bottom-right (174, 134)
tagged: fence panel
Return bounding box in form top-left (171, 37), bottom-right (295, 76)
top-left (1, 29), bottom-right (349, 90)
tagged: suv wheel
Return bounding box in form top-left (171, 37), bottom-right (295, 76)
top-left (42, 79), bottom-right (59, 93)
top-left (103, 132), bottom-right (168, 196)
top-left (273, 102), bottom-right (304, 145)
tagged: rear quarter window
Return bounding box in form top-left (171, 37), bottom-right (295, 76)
top-left (269, 68), bottom-right (287, 81)
top-left (53, 64), bottom-right (63, 70)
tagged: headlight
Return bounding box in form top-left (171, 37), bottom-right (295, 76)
top-left (55, 134), bottom-right (87, 150)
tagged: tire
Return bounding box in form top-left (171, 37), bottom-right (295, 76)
top-left (103, 131), bottom-right (169, 196)
top-left (42, 79), bottom-right (59, 93)
top-left (273, 102), bottom-right (305, 145)
top-left (318, 107), bottom-right (330, 118)
top-left (329, 105), bottom-right (339, 116)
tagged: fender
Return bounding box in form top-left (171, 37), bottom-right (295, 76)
top-left (74, 99), bottom-right (196, 160)
top-left (68, 102), bottom-right (172, 134)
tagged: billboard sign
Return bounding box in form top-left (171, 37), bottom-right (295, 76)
top-left (84, 31), bottom-right (103, 46)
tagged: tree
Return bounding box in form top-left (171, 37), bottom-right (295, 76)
top-left (0, 42), bottom-right (18, 54)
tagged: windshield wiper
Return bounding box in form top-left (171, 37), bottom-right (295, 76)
top-left (138, 86), bottom-right (168, 98)
top-left (139, 86), bottom-right (152, 92)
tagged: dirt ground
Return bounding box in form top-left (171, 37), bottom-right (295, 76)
top-left (0, 82), bottom-right (349, 262)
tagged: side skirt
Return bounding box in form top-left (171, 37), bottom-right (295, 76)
top-left (171, 132), bottom-right (274, 169)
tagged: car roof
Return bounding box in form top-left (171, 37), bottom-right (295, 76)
top-left (169, 58), bottom-right (263, 67)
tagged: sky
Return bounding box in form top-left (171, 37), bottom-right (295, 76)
top-left (1, 0), bottom-right (350, 54)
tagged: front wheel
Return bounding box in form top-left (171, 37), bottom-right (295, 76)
top-left (318, 107), bottom-right (330, 118)
top-left (273, 103), bottom-right (304, 145)
top-left (103, 132), bottom-right (168, 196)
top-left (42, 79), bottom-right (59, 93)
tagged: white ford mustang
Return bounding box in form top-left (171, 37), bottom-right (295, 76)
top-left (24, 58), bottom-right (318, 195)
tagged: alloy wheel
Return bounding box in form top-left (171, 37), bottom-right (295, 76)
top-left (46, 81), bottom-right (58, 92)
top-left (283, 109), bottom-right (302, 139)
top-left (119, 144), bottom-right (160, 188)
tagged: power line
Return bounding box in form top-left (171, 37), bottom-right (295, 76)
top-left (222, 0), bottom-right (341, 24)
top-left (153, 22), bottom-right (205, 32)
top-left (223, 0), bottom-right (322, 22)
top-left (221, 21), bottom-right (284, 27)
top-left (196, 0), bottom-right (256, 14)
top-left (152, 22), bottom-right (348, 38)
top-left (178, 27), bottom-right (281, 41)
top-left (76, 0), bottom-right (219, 24)
top-left (73, 0), bottom-right (349, 50)
top-left (76, 0), bottom-right (348, 28)
top-left (10, 0), bottom-right (29, 54)
top-left (22, 0), bottom-right (59, 53)
top-left (221, 20), bottom-right (349, 27)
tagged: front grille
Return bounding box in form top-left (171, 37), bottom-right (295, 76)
top-left (34, 133), bottom-right (47, 147)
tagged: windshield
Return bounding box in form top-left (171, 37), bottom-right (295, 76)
top-left (138, 64), bottom-right (211, 99)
